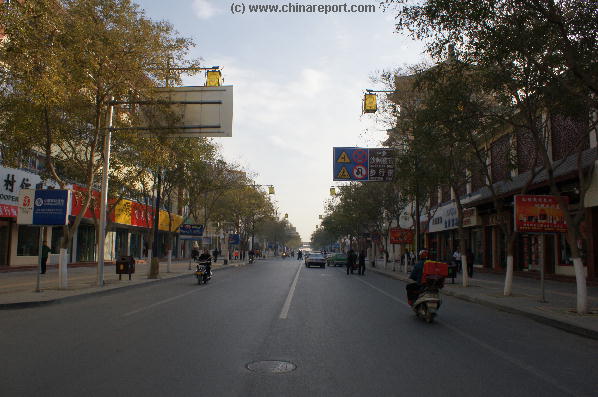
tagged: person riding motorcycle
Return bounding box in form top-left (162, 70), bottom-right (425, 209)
top-left (197, 249), bottom-right (212, 277)
top-left (406, 249), bottom-right (428, 305)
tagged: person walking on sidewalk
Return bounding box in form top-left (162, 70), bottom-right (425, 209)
top-left (358, 249), bottom-right (366, 275)
top-left (212, 248), bottom-right (219, 263)
top-left (466, 248), bottom-right (474, 278)
top-left (346, 248), bottom-right (356, 275)
top-left (41, 241), bottom-right (50, 274)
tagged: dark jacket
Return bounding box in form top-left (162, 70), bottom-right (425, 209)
top-left (358, 251), bottom-right (366, 266)
top-left (409, 259), bottom-right (425, 284)
top-left (347, 250), bottom-right (357, 266)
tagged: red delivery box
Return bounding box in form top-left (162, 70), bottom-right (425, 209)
top-left (422, 260), bottom-right (449, 280)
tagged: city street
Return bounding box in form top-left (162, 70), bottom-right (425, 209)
top-left (1, 258), bottom-right (596, 397)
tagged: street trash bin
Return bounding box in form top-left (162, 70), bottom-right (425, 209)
top-left (116, 255), bottom-right (135, 280)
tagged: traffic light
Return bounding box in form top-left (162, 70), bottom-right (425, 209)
top-left (206, 70), bottom-right (222, 86)
top-left (363, 93), bottom-right (377, 113)
top-left (330, 187), bottom-right (336, 196)
top-left (268, 186), bottom-right (275, 195)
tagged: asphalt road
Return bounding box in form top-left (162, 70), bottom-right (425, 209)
top-left (1, 258), bottom-right (596, 397)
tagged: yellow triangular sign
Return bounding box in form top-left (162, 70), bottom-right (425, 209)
top-left (337, 167), bottom-right (350, 179)
top-left (337, 152), bottom-right (351, 163)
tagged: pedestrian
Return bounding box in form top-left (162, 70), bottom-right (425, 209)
top-left (347, 248), bottom-right (356, 275)
top-left (212, 248), bottom-right (219, 263)
top-left (453, 248), bottom-right (462, 273)
top-left (234, 249), bottom-right (239, 260)
top-left (192, 243), bottom-right (200, 261)
top-left (358, 249), bottom-right (366, 275)
top-left (466, 248), bottom-right (474, 278)
top-left (40, 241), bottom-right (50, 274)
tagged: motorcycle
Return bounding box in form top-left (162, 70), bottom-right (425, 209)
top-left (195, 261), bottom-right (212, 285)
top-left (408, 275), bottom-right (444, 323)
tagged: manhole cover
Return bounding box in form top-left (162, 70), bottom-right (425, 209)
top-left (246, 360), bottom-right (296, 374)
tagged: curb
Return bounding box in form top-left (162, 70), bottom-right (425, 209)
top-left (0, 263), bottom-right (242, 310)
top-left (368, 267), bottom-right (598, 341)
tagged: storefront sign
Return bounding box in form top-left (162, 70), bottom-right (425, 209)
top-left (18, 189), bottom-right (71, 226)
top-left (462, 207), bottom-right (481, 227)
top-left (113, 199), bottom-right (132, 225)
top-left (389, 228), bottom-right (414, 244)
top-left (0, 167), bottom-right (44, 218)
top-left (428, 203), bottom-right (459, 233)
top-left (488, 212), bottom-right (511, 226)
top-left (71, 185), bottom-right (101, 219)
top-left (515, 195), bottom-right (568, 233)
top-left (130, 201), bottom-right (153, 228)
top-left (179, 224), bottom-right (204, 240)
top-left (158, 210), bottom-right (183, 232)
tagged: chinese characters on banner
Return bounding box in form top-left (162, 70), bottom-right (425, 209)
top-left (389, 228), bottom-right (414, 244)
top-left (0, 167), bottom-right (44, 217)
top-left (514, 195), bottom-right (568, 233)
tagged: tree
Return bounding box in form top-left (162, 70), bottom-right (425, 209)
top-left (0, 0), bottom-right (197, 281)
top-left (388, 0), bottom-right (597, 312)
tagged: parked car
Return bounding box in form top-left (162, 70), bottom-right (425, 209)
top-left (327, 253), bottom-right (347, 267)
top-left (305, 252), bottom-right (326, 268)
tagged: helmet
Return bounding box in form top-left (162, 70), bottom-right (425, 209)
top-left (419, 249), bottom-right (429, 259)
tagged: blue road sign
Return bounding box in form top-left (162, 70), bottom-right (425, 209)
top-left (333, 147), bottom-right (395, 182)
top-left (229, 234), bottom-right (241, 245)
top-left (333, 147), bottom-right (369, 181)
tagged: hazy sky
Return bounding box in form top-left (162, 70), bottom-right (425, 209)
top-left (137, 0), bottom-right (427, 240)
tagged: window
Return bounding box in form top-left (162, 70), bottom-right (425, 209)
top-left (17, 226), bottom-right (40, 256)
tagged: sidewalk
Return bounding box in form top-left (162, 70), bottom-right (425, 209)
top-left (0, 258), bottom-right (249, 309)
top-left (368, 261), bottom-right (598, 340)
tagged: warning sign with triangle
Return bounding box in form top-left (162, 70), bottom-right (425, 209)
top-left (337, 152), bottom-right (351, 163)
top-left (337, 167), bottom-right (350, 179)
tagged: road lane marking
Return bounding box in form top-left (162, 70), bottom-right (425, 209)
top-left (122, 287), bottom-right (207, 317)
top-left (279, 263), bottom-right (302, 319)
top-left (355, 273), bottom-right (584, 397)
top-left (354, 277), bottom-right (410, 307)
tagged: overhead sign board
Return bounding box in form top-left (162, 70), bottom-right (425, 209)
top-left (149, 86), bottom-right (233, 138)
top-left (332, 147), bottom-right (395, 182)
top-left (515, 195), bottom-right (568, 233)
top-left (179, 224), bottom-right (205, 240)
top-left (18, 189), bottom-right (71, 226)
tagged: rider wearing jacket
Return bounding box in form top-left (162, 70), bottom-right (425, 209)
top-left (407, 249), bottom-right (428, 305)
top-left (198, 249), bottom-right (212, 275)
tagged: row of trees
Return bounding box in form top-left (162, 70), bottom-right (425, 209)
top-left (317, 0), bottom-right (596, 313)
top-left (0, 0), bottom-right (299, 277)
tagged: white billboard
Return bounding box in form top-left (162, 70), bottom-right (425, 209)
top-left (151, 86), bottom-right (233, 137)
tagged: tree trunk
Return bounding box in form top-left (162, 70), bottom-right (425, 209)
top-left (58, 248), bottom-right (68, 289)
top-left (566, 233), bottom-right (588, 313)
top-left (504, 255), bottom-right (514, 296)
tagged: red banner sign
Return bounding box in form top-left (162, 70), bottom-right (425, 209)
top-left (71, 185), bottom-right (101, 219)
top-left (0, 204), bottom-right (18, 218)
top-left (514, 195), bottom-right (568, 233)
top-left (389, 228), bottom-right (414, 244)
top-left (130, 201), bottom-right (154, 228)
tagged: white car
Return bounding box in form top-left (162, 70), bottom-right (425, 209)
top-left (305, 252), bottom-right (326, 268)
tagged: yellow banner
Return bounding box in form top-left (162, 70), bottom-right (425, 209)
top-left (158, 210), bottom-right (183, 232)
top-left (114, 200), bottom-right (132, 225)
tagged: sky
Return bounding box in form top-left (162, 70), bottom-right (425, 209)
top-left (137, 0), bottom-right (428, 241)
